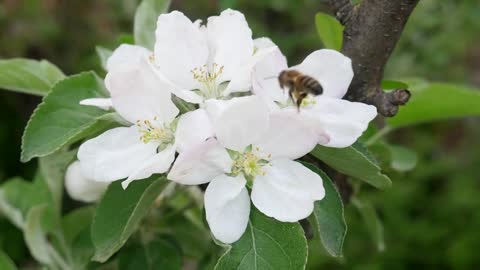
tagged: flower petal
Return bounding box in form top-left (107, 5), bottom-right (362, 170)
top-left (79, 98), bottom-right (113, 111)
top-left (305, 97), bottom-right (377, 148)
top-left (65, 161), bottom-right (109, 203)
top-left (251, 38), bottom-right (288, 108)
top-left (106, 57), bottom-right (179, 124)
top-left (223, 44), bottom-right (277, 96)
top-left (205, 174), bottom-right (250, 244)
top-left (292, 49), bottom-right (353, 98)
top-left (122, 144), bottom-right (176, 189)
top-left (251, 159), bottom-right (325, 222)
top-left (78, 126), bottom-right (158, 182)
top-left (207, 9), bottom-right (254, 83)
top-left (175, 108), bottom-right (214, 153)
top-left (167, 139), bottom-right (232, 185)
top-left (106, 44), bottom-right (151, 73)
top-left (205, 96), bottom-right (269, 151)
top-left (254, 109), bottom-right (324, 160)
top-left (154, 11), bottom-right (208, 91)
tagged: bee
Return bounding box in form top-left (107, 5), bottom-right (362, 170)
top-left (278, 70), bottom-right (323, 110)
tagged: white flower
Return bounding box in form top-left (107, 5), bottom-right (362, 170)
top-left (252, 38), bottom-right (378, 147)
top-left (168, 96), bottom-right (325, 243)
top-left (65, 161), bottom-right (109, 203)
top-left (151, 9), bottom-right (275, 103)
top-left (78, 45), bottom-right (213, 188)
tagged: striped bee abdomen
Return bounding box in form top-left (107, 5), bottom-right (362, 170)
top-left (299, 75), bottom-right (323, 95)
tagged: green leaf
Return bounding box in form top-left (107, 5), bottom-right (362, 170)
top-left (311, 143), bottom-right (392, 189)
top-left (62, 207), bottom-right (94, 245)
top-left (215, 207), bottom-right (307, 270)
top-left (381, 80), bottom-right (409, 90)
top-left (21, 72), bottom-right (117, 162)
top-left (96, 46), bottom-right (113, 71)
top-left (352, 198), bottom-right (385, 252)
top-left (39, 148), bottom-right (76, 213)
top-left (0, 251), bottom-right (17, 270)
top-left (0, 176), bottom-right (53, 229)
top-left (91, 177), bottom-right (168, 262)
top-left (24, 205), bottom-right (53, 265)
top-left (388, 145), bottom-right (418, 172)
top-left (315, 12), bottom-right (344, 51)
top-left (134, 0), bottom-right (171, 50)
top-left (0, 58), bottom-right (65, 96)
top-left (388, 82), bottom-right (480, 128)
top-left (302, 163), bottom-right (346, 257)
top-left (118, 239), bottom-right (182, 270)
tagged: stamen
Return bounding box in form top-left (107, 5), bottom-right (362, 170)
top-left (136, 118), bottom-right (174, 144)
top-left (230, 146), bottom-right (271, 179)
top-left (190, 63), bottom-right (225, 98)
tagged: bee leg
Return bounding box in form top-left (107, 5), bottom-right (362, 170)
top-left (288, 87), bottom-right (295, 102)
top-left (296, 92), bottom-right (308, 112)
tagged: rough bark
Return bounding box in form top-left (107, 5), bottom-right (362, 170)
top-left (330, 0), bottom-right (419, 116)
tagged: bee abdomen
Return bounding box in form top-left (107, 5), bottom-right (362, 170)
top-left (301, 76), bottom-right (323, 95)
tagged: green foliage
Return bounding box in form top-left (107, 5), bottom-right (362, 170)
top-left (303, 163), bottom-right (347, 257)
top-left (134, 0), bottom-right (171, 50)
top-left (215, 207), bottom-right (307, 270)
top-left (24, 205), bottom-right (57, 267)
top-left (315, 12), bottom-right (344, 51)
top-left (388, 145), bottom-right (418, 172)
top-left (21, 72), bottom-right (118, 162)
top-left (117, 239), bottom-right (182, 270)
top-left (0, 251), bottom-right (17, 270)
top-left (91, 177), bottom-right (169, 262)
top-left (38, 149), bottom-right (76, 213)
top-left (388, 82), bottom-right (480, 128)
top-left (0, 59), bottom-right (65, 96)
top-left (311, 143), bottom-right (392, 189)
top-left (352, 198), bottom-right (385, 252)
top-left (96, 46), bottom-right (113, 71)
top-left (381, 80), bottom-right (409, 90)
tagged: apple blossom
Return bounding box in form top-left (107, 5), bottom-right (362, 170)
top-left (151, 9), bottom-right (275, 104)
top-left (252, 38), bottom-right (378, 147)
top-left (168, 96), bottom-right (326, 243)
top-left (77, 45), bottom-right (213, 189)
top-left (65, 161), bottom-right (109, 203)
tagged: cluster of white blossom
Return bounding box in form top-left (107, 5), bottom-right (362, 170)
top-left (65, 9), bottom-right (377, 244)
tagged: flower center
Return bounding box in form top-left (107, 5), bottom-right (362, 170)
top-left (229, 146), bottom-right (271, 185)
top-left (191, 63), bottom-right (224, 99)
top-left (300, 96), bottom-right (317, 107)
top-left (136, 117), bottom-right (174, 145)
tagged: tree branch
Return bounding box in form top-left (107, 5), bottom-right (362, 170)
top-left (330, 0), bottom-right (419, 116)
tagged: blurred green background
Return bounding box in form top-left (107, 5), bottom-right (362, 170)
top-left (1, 0), bottom-right (479, 269)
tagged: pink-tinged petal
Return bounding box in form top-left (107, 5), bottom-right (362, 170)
top-left (291, 49), bottom-right (353, 99)
top-left (155, 11), bottom-right (207, 91)
top-left (79, 98), bottom-right (112, 111)
top-left (207, 9), bottom-right (254, 83)
top-left (106, 57), bottom-right (179, 124)
top-left (305, 97), bottom-right (377, 148)
top-left (106, 44), bottom-right (151, 73)
top-left (251, 159), bottom-right (325, 222)
top-left (65, 161), bottom-right (109, 203)
top-left (205, 174), bottom-right (250, 244)
top-left (251, 37), bottom-right (289, 108)
top-left (205, 96), bottom-right (269, 151)
top-left (254, 109), bottom-right (322, 160)
top-left (175, 109), bottom-right (214, 153)
top-left (78, 126), bottom-right (158, 183)
top-left (122, 145), bottom-right (176, 189)
top-left (167, 139), bottom-right (232, 185)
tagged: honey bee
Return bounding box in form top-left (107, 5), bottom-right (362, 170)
top-left (278, 70), bottom-right (323, 110)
